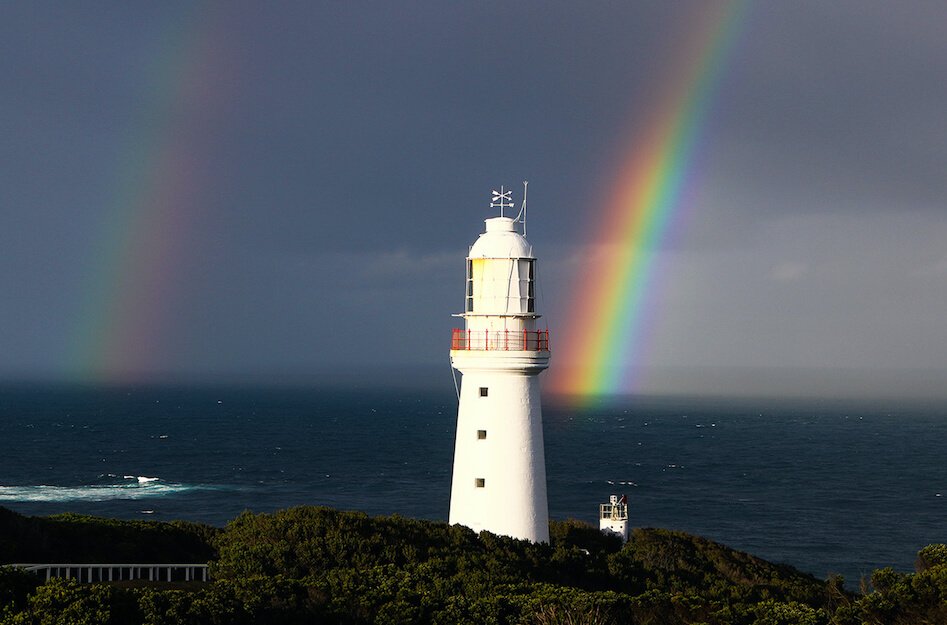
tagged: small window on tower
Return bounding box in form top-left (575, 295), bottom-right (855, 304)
top-left (479, 387), bottom-right (488, 397)
top-left (477, 430), bottom-right (487, 439)
top-left (475, 478), bottom-right (485, 488)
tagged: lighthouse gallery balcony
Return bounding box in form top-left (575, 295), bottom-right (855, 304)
top-left (451, 328), bottom-right (550, 352)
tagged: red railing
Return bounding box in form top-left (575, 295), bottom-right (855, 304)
top-left (451, 329), bottom-right (550, 352)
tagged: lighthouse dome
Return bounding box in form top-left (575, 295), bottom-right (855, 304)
top-left (469, 217), bottom-right (534, 259)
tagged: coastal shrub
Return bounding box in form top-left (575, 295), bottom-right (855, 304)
top-left (9, 506), bottom-right (944, 625)
top-left (207, 506), bottom-right (856, 624)
top-left (213, 507), bottom-right (485, 579)
top-left (916, 543), bottom-right (947, 572)
top-left (0, 568), bottom-right (40, 614)
top-left (518, 586), bottom-right (625, 625)
top-left (213, 506), bottom-right (597, 593)
top-left (2, 578), bottom-right (139, 625)
top-left (529, 602), bottom-right (615, 625)
top-left (548, 519), bottom-right (622, 555)
top-left (0, 507), bottom-right (217, 565)
top-left (751, 599), bottom-right (824, 625)
top-left (828, 548), bottom-right (947, 625)
top-left (606, 527), bottom-right (829, 608)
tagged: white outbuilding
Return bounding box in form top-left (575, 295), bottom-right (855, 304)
top-left (599, 494), bottom-right (630, 542)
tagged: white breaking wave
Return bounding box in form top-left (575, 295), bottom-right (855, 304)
top-left (0, 479), bottom-right (200, 503)
top-left (121, 475), bottom-right (159, 484)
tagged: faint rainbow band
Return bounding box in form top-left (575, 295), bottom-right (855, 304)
top-left (67, 7), bottom-right (226, 383)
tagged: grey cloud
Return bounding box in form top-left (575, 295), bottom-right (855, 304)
top-left (1, 2), bottom-right (946, 396)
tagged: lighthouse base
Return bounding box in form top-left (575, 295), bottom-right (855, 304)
top-left (448, 354), bottom-right (549, 543)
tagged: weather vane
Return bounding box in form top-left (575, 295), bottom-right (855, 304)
top-left (490, 186), bottom-right (514, 217)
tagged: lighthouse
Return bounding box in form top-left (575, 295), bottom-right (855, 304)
top-left (448, 184), bottom-right (551, 543)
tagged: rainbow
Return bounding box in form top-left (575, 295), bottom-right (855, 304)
top-left (67, 10), bottom-right (228, 383)
top-left (551, 1), bottom-right (750, 400)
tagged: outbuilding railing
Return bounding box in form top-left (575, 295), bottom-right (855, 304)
top-left (451, 329), bottom-right (550, 352)
top-left (4, 563), bottom-right (209, 583)
top-left (600, 503), bottom-right (628, 522)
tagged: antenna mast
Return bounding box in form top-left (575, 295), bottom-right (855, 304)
top-left (513, 180), bottom-right (528, 236)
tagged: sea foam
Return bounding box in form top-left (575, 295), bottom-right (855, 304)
top-left (0, 478), bottom-right (199, 503)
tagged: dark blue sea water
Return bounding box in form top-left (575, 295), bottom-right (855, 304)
top-left (1, 382), bottom-right (944, 586)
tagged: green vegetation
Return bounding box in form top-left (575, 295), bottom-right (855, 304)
top-left (0, 507), bottom-right (217, 565)
top-left (1, 505), bottom-right (945, 624)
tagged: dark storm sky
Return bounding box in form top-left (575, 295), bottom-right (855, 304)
top-left (2, 2), bottom-right (946, 397)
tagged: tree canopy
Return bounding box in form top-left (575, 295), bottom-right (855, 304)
top-left (1, 505), bottom-right (944, 624)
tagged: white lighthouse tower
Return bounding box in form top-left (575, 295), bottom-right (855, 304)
top-left (448, 184), bottom-right (551, 543)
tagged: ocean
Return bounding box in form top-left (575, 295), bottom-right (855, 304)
top-left (1, 382), bottom-right (944, 586)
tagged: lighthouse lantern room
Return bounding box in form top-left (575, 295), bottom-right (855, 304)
top-left (448, 183), bottom-right (551, 543)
